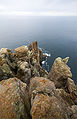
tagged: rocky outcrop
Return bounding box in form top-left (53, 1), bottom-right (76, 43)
top-left (0, 42), bottom-right (48, 83)
top-left (15, 42), bottom-right (48, 83)
top-left (0, 77), bottom-right (30, 119)
top-left (48, 57), bottom-right (77, 105)
top-left (0, 42), bottom-right (77, 119)
top-left (48, 57), bottom-right (72, 89)
top-left (30, 94), bottom-right (72, 119)
top-left (0, 48), bottom-right (15, 80)
top-left (29, 77), bottom-right (56, 95)
top-left (29, 77), bottom-right (56, 105)
top-left (29, 77), bottom-right (72, 119)
top-left (28, 41), bottom-right (46, 64)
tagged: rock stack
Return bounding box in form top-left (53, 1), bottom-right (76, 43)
top-left (0, 41), bottom-right (77, 119)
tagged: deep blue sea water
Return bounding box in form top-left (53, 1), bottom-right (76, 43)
top-left (0, 16), bottom-right (77, 83)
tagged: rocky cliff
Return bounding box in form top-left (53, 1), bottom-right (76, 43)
top-left (0, 41), bottom-right (77, 119)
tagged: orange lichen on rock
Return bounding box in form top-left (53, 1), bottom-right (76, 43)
top-left (31, 94), bottom-right (72, 119)
top-left (0, 77), bottom-right (30, 119)
top-left (29, 77), bottom-right (56, 98)
top-left (40, 79), bottom-right (47, 83)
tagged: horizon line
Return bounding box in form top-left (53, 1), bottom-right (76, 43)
top-left (0, 11), bottom-right (77, 16)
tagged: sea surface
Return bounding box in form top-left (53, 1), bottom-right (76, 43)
top-left (0, 16), bottom-right (77, 83)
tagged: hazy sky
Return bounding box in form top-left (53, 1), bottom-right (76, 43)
top-left (0, 0), bottom-right (77, 16)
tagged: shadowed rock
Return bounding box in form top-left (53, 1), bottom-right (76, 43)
top-left (67, 78), bottom-right (77, 104)
top-left (17, 61), bottom-right (31, 84)
top-left (0, 48), bottom-right (15, 80)
top-left (55, 89), bottom-right (74, 106)
top-left (67, 78), bottom-right (76, 93)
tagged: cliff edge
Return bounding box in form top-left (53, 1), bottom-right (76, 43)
top-left (0, 41), bottom-right (77, 119)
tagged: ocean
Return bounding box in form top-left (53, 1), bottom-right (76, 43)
top-left (0, 16), bottom-right (77, 83)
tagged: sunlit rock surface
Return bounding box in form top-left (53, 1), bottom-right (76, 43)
top-left (29, 77), bottom-right (56, 98)
top-left (0, 77), bottom-right (30, 119)
top-left (31, 94), bottom-right (72, 119)
top-left (48, 57), bottom-right (72, 89)
top-left (67, 78), bottom-right (77, 104)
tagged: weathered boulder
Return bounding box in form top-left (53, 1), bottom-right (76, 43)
top-left (0, 77), bottom-right (30, 119)
top-left (30, 94), bottom-right (51, 119)
top-left (14, 46), bottom-right (28, 58)
top-left (30, 94), bottom-right (72, 119)
top-left (29, 77), bottom-right (56, 99)
top-left (48, 57), bottom-right (72, 88)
